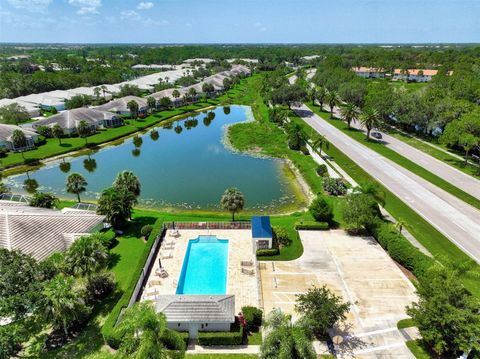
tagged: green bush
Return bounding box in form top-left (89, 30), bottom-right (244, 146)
top-left (323, 177), bottom-right (347, 196)
top-left (273, 226), bottom-right (291, 247)
top-left (160, 329), bottom-right (186, 351)
top-left (86, 272), bottom-right (116, 304)
top-left (300, 146), bottom-right (310, 155)
top-left (316, 164), bottom-right (328, 177)
top-left (309, 196), bottom-right (333, 223)
top-left (294, 221), bottom-right (329, 230)
top-left (368, 219), bottom-right (435, 278)
top-left (256, 248), bottom-right (280, 257)
top-left (197, 329), bottom-right (244, 346)
top-left (141, 224), bottom-right (153, 239)
top-left (242, 306), bottom-right (263, 331)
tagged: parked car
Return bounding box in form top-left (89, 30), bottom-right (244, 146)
top-left (371, 131), bottom-right (383, 139)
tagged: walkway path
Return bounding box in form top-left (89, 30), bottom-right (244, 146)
top-left (327, 104), bottom-right (480, 200)
top-left (294, 104), bottom-right (480, 263)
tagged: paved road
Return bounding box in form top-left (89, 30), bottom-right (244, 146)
top-left (295, 104), bottom-right (480, 263)
top-left (329, 105), bottom-right (480, 200)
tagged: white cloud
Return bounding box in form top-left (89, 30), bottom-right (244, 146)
top-left (69, 0), bottom-right (101, 14)
top-left (137, 2), bottom-right (153, 10)
top-left (6, 0), bottom-right (52, 13)
top-left (120, 10), bottom-right (140, 20)
top-left (143, 18), bottom-right (169, 27)
top-left (253, 21), bottom-right (262, 27)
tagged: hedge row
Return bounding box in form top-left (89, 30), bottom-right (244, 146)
top-left (294, 221), bottom-right (329, 230)
top-left (101, 222), bottom-right (164, 349)
top-left (368, 219), bottom-right (435, 278)
top-left (242, 306), bottom-right (263, 332)
top-left (197, 329), bottom-right (244, 346)
top-left (256, 248), bottom-right (279, 257)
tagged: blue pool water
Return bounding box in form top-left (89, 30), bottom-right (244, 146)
top-left (176, 235), bottom-right (229, 295)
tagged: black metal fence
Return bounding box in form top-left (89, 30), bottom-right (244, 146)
top-left (164, 221), bottom-right (251, 230)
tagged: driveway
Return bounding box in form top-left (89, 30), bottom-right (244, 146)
top-left (260, 230), bottom-right (418, 358)
top-left (294, 104), bottom-right (480, 263)
top-left (329, 104), bottom-right (480, 200)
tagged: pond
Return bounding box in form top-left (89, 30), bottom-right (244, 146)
top-left (7, 105), bottom-right (299, 211)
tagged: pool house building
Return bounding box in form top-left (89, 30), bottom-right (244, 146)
top-left (252, 216), bottom-right (273, 249)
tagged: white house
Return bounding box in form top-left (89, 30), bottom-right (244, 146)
top-left (352, 67), bottom-right (386, 79)
top-left (393, 69), bottom-right (439, 82)
top-left (0, 124), bottom-right (38, 151)
top-left (95, 96), bottom-right (149, 116)
top-left (32, 108), bottom-right (123, 135)
top-left (155, 295), bottom-right (235, 338)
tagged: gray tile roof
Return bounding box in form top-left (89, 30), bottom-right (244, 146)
top-left (95, 96), bottom-right (148, 113)
top-left (155, 295), bottom-right (235, 323)
top-left (33, 108), bottom-right (119, 130)
top-left (0, 124), bottom-right (37, 142)
top-left (0, 201), bottom-right (105, 260)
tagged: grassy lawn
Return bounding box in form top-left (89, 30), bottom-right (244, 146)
top-left (288, 111), bottom-right (480, 297)
top-left (306, 103), bottom-right (480, 211)
top-left (406, 340), bottom-right (433, 359)
top-left (247, 330), bottom-right (263, 345)
top-left (397, 318), bottom-right (415, 329)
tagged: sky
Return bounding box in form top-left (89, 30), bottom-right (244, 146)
top-left (0, 0), bottom-right (479, 44)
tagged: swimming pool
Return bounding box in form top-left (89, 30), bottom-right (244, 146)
top-left (176, 235), bottom-right (229, 295)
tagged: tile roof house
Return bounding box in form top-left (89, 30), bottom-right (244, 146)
top-left (154, 295), bottom-right (235, 338)
top-left (393, 69), bottom-right (439, 82)
top-left (32, 107), bottom-right (123, 134)
top-left (95, 96), bottom-right (149, 116)
top-left (0, 200), bottom-right (105, 260)
top-left (352, 66), bottom-right (386, 79)
top-left (0, 124), bottom-right (38, 151)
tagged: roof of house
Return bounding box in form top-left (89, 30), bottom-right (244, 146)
top-left (0, 124), bottom-right (37, 142)
top-left (252, 216), bottom-right (272, 239)
top-left (0, 201), bottom-right (105, 260)
top-left (352, 66), bottom-right (386, 73)
top-left (95, 96), bottom-right (148, 113)
top-left (393, 69), bottom-right (438, 76)
top-left (155, 295), bottom-right (235, 323)
top-left (33, 108), bottom-right (119, 129)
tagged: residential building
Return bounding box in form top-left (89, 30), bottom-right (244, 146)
top-left (32, 107), bottom-right (123, 135)
top-left (95, 96), bottom-right (149, 116)
top-left (393, 69), bottom-right (438, 82)
top-left (0, 124), bottom-right (38, 151)
top-left (352, 66), bottom-right (386, 78)
top-left (251, 216), bottom-right (273, 249)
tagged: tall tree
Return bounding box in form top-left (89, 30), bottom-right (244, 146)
top-left (97, 187), bottom-right (136, 228)
top-left (311, 134), bottom-right (329, 156)
top-left (113, 170), bottom-right (141, 197)
top-left (0, 103), bottom-right (29, 125)
top-left (11, 129), bottom-right (28, 158)
top-left (325, 90), bottom-right (341, 118)
top-left (52, 123), bottom-right (64, 145)
top-left (146, 96), bottom-right (156, 113)
top-left (340, 102), bottom-right (361, 129)
top-left (127, 100), bottom-right (139, 119)
top-left (66, 173), bottom-right (87, 202)
top-left (360, 107), bottom-right (381, 140)
top-left (172, 89), bottom-right (180, 106)
top-left (65, 234), bottom-right (109, 277)
top-left (77, 120), bottom-right (91, 145)
top-left (220, 188), bottom-right (245, 221)
top-left (315, 86), bottom-right (327, 110)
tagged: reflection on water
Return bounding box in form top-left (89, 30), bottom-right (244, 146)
top-left (7, 106), bottom-right (297, 210)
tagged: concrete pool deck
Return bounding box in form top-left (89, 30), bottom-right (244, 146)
top-left (260, 229), bottom-right (418, 358)
top-left (141, 229), bottom-right (260, 313)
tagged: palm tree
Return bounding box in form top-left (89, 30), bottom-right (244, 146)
top-left (172, 89), bottom-right (180, 107)
top-left (65, 234), bottom-right (109, 277)
top-left (325, 90), bottom-right (340, 118)
top-left (77, 120), bottom-right (91, 145)
top-left (311, 134), bottom-right (329, 156)
top-left (340, 102), bottom-right (361, 129)
top-left (315, 86), bottom-right (327, 110)
top-left (360, 107), bottom-right (381, 140)
top-left (97, 186), bottom-right (137, 229)
top-left (395, 219), bottom-right (406, 234)
top-left (114, 302), bottom-right (184, 357)
top-left (113, 170), bottom-right (141, 197)
top-left (188, 88), bottom-right (197, 103)
top-left (100, 85), bottom-right (107, 99)
top-left (66, 173), bottom-right (87, 202)
top-left (11, 129), bottom-right (27, 159)
top-left (93, 87), bottom-right (101, 100)
top-left (52, 123), bottom-right (64, 144)
top-left (260, 308), bottom-right (315, 359)
top-left (127, 100), bottom-right (139, 119)
top-left (146, 96), bottom-right (156, 113)
top-left (39, 274), bottom-right (89, 337)
top-left (359, 182), bottom-right (386, 207)
top-left (220, 188), bottom-right (245, 221)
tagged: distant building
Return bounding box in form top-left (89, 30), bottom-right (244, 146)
top-left (95, 96), bottom-right (149, 116)
top-left (0, 98), bottom-right (40, 118)
top-left (0, 124), bottom-right (38, 151)
top-left (32, 108), bottom-right (123, 135)
top-left (251, 216), bottom-right (273, 250)
top-left (0, 200), bottom-right (105, 260)
top-left (155, 295), bottom-right (235, 338)
top-left (393, 69), bottom-right (439, 82)
top-left (352, 67), bottom-right (386, 79)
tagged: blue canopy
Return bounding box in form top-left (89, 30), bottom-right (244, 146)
top-left (251, 216), bottom-right (272, 239)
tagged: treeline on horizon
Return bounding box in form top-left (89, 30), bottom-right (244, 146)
top-left (1, 44), bottom-right (479, 99)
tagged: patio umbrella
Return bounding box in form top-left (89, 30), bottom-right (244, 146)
top-left (158, 258), bottom-right (162, 269)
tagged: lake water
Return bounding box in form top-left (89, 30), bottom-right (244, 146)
top-left (7, 105), bottom-right (297, 210)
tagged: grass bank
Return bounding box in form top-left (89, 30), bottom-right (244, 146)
top-left (306, 103), bottom-right (480, 211)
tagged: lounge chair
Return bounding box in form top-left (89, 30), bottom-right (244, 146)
top-left (241, 260), bottom-right (253, 267)
top-left (241, 268), bottom-right (255, 275)
top-left (161, 251), bottom-right (173, 259)
top-left (156, 268), bottom-right (169, 278)
top-left (148, 279), bottom-right (162, 287)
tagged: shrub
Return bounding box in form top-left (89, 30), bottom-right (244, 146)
top-left (160, 329), bottom-right (186, 351)
top-left (141, 225), bottom-right (153, 239)
top-left (197, 329), bottom-right (243, 346)
top-left (316, 164), bottom-right (328, 177)
top-left (273, 226), bottom-right (291, 247)
top-left (343, 193), bottom-right (379, 234)
top-left (29, 192), bottom-right (58, 209)
top-left (36, 125), bottom-right (53, 138)
top-left (294, 221), bottom-right (329, 230)
top-left (86, 272), bottom-right (116, 304)
top-left (323, 178), bottom-right (347, 196)
top-left (256, 248), bottom-right (279, 257)
top-left (309, 196), bottom-right (333, 223)
top-left (300, 146), bottom-right (310, 155)
top-left (242, 306), bottom-right (263, 331)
